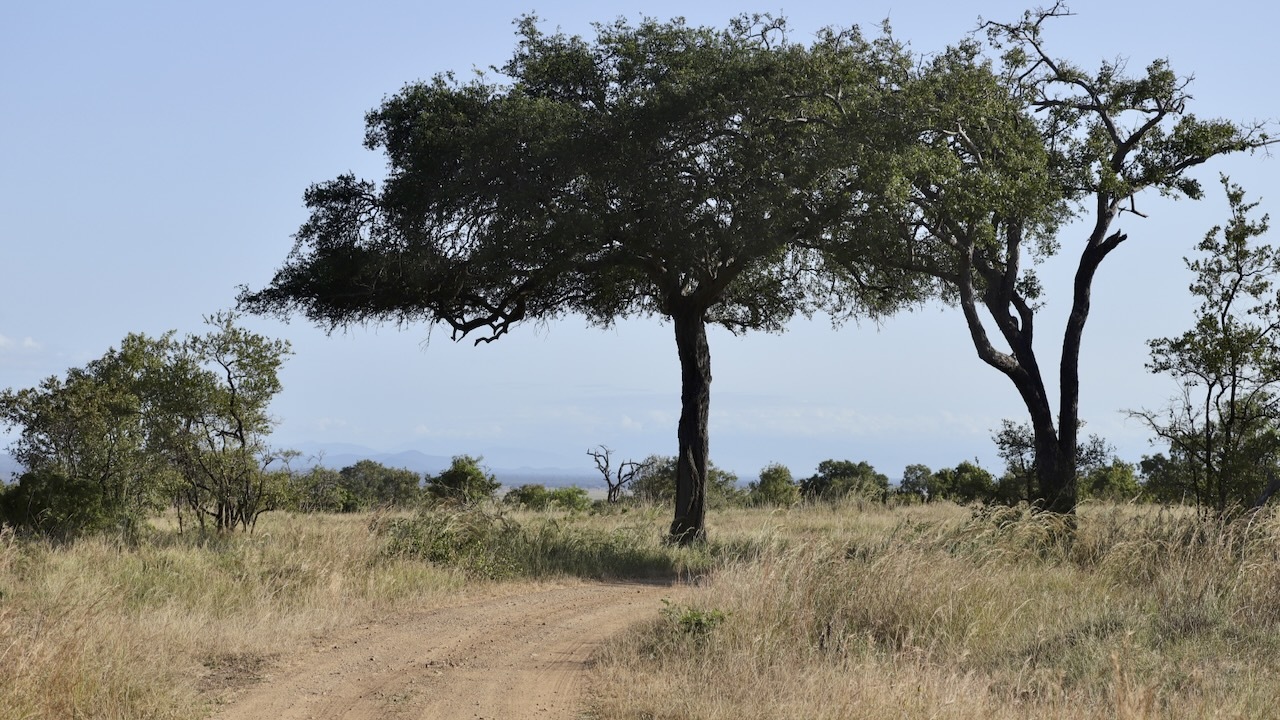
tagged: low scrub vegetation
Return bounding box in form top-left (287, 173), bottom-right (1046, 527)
top-left (374, 506), bottom-right (710, 580)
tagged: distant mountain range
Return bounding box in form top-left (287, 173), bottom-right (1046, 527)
top-left (0, 445), bottom-right (601, 489)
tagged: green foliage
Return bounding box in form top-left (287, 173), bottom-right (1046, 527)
top-left (286, 466), bottom-right (350, 512)
top-left (159, 312), bottom-right (293, 531)
top-left (819, 7), bottom-right (1273, 513)
top-left (0, 334), bottom-right (177, 538)
top-left (504, 484), bottom-right (552, 509)
top-left (992, 420), bottom-right (1036, 504)
top-left (628, 455), bottom-right (744, 508)
top-left (660, 598), bottom-right (729, 640)
top-left (0, 315), bottom-right (291, 537)
top-left (992, 419), bottom-right (1124, 506)
top-left (748, 463), bottom-right (799, 507)
top-left (898, 464), bottom-right (933, 500)
top-left (1139, 451), bottom-right (1198, 504)
top-left (930, 461), bottom-right (996, 504)
top-left (425, 455), bottom-right (500, 505)
top-left (338, 460), bottom-right (421, 510)
top-left (239, 15), bottom-right (925, 542)
top-left (281, 461), bottom-right (424, 512)
top-left (503, 484), bottom-right (592, 512)
top-left (1079, 459), bottom-right (1141, 502)
top-left (377, 508), bottom-right (522, 579)
top-left (1136, 179), bottom-right (1280, 510)
top-left (0, 468), bottom-right (117, 540)
top-left (240, 16), bottom-right (915, 337)
top-left (800, 459), bottom-right (888, 501)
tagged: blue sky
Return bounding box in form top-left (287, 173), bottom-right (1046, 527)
top-left (3, 0), bottom-right (1277, 480)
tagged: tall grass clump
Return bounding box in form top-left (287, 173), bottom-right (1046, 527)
top-left (373, 505), bottom-right (715, 580)
top-left (591, 502), bottom-right (1280, 719)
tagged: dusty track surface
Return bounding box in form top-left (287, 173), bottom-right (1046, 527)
top-left (213, 582), bottom-right (673, 720)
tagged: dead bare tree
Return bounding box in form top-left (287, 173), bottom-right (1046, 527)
top-left (588, 446), bottom-right (653, 504)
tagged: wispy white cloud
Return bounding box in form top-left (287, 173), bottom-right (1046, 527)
top-left (0, 334), bottom-right (41, 353)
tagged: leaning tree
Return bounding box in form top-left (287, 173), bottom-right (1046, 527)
top-left (825, 5), bottom-right (1272, 513)
top-left (240, 16), bottom-right (913, 542)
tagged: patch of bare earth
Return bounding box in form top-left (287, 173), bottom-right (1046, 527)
top-left (211, 581), bottom-right (673, 720)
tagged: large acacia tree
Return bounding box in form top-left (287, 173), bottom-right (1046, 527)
top-left (827, 6), bottom-right (1272, 513)
top-left (240, 16), bottom-right (910, 542)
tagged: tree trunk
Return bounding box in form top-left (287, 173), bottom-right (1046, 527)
top-left (669, 307), bottom-right (711, 545)
top-left (1032, 428), bottom-right (1075, 514)
top-left (1253, 470), bottom-right (1280, 509)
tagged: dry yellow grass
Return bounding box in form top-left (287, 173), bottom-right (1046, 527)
top-left (0, 511), bottom-right (520, 720)
top-left (590, 501), bottom-right (1280, 719)
top-left (7, 501), bottom-right (1280, 719)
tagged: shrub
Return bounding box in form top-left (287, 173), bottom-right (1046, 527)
top-left (425, 455), bottom-right (500, 505)
top-left (504, 484), bottom-right (592, 511)
top-left (800, 459), bottom-right (889, 501)
top-left (748, 463), bottom-right (799, 507)
top-left (0, 468), bottom-right (137, 540)
top-left (548, 486), bottom-right (592, 511)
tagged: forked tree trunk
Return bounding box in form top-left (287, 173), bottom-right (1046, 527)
top-left (670, 308), bottom-right (711, 545)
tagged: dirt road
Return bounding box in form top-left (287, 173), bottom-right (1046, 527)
top-left (212, 581), bottom-right (673, 720)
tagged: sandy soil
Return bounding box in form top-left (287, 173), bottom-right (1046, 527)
top-left (211, 581), bottom-right (673, 720)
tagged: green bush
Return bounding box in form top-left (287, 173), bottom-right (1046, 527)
top-left (931, 460), bottom-right (997, 504)
top-left (661, 598), bottom-right (729, 639)
top-left (800, 459), bottom-right (889, 501)
top-left (748, 463), bottom-right (799, 507)
top-left (504, 484), bottom-right (592, 511)
top-left (0, 468), bottom-right (140, 540)
top-left (425, 455), bottom-right (500, 505)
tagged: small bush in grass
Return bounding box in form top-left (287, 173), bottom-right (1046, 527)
top-left (375, 507), bottom-right (522, 579)
top-left (503, 484), bottom-right (592, 512)
top-left (661, 598), bottom-right (729, 638)
top-left (424, 455), bottom-right (500, 505)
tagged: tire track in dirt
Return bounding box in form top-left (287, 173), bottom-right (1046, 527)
top-left (212, 582), bottom-right (673, 720)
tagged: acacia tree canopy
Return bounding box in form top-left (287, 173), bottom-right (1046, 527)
top-left (239, 15), bottom-right (916, 543)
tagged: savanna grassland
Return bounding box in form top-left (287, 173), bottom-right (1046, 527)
top-left (4, 501), bottom-right (1280, 719)
top-left (591, 502), bottom-right (1280, 719)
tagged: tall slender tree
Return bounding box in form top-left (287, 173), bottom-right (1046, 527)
top-left (239, 16), bottom-right (914, 542)
top-left (825, 5), bottom-right (1272, 512)
top-left (1133, 179), bottom-right (1280, 510)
